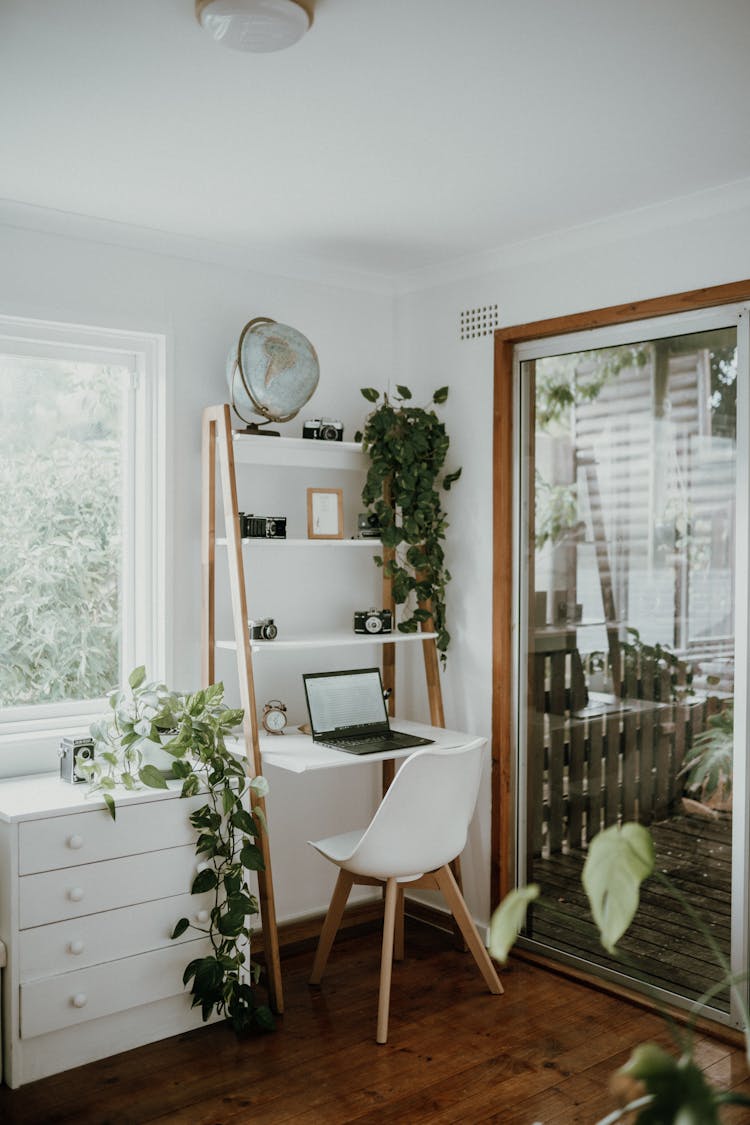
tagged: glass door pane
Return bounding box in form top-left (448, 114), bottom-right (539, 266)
top-left (520, 324), bottom-right (738, 1014)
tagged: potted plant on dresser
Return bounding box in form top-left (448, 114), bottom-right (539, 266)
top-left (85, 665), bottom-right (273, 1033)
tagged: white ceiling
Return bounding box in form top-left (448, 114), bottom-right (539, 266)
top-left (3, 0), bottom-right (750, 281)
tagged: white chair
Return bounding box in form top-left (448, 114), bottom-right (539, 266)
top-left (308, 739), bottom-right (503, 1043)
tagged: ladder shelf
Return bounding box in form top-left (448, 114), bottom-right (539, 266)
top-left (201, 403), bottom-right (447, 1013)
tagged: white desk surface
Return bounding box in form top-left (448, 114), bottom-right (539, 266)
top-left (247, 719), bottom-right (485, 774)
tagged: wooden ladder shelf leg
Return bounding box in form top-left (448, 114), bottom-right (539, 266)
top-left (201, 403), bottom-right (284, 1014)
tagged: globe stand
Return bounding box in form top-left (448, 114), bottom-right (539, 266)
top-left (236, 421), bottom-right (280, 437)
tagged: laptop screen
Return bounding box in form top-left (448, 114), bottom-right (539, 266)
top-left (303, 668), bottom-right (389, 737)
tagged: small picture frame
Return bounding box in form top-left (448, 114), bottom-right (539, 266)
top-left (307, 488), bottom-right (344, 539)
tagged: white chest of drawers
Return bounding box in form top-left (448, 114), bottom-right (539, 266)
top-left (0, 774), bottom-right (218, 1088)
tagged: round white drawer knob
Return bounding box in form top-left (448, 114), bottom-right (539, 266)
top-left (68, 887), bottom-right (84, 902)
top-left (68, 940), bottom-right (84, 955)
top-left (196, 909), bottom-right (209, 923)
top-left (72, 993), bottom-right (87, 1009)
top-left (67, 834), bottom-right (84, 850)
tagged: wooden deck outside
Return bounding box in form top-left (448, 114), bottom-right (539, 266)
top-left (525, 811), bottom-right (733, 1011)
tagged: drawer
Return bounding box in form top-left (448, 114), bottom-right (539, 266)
top-left (20, 936), bottom-right (212, 1038)
top-left (19, 845), bottom-right (202, 928)
top-left (18, 791), bottom-right (208, 875)
top-left (20, 890), bottom-right (215, 980)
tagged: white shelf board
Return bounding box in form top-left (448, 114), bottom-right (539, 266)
top-left (232, 433), bottom-right (367, 471)
top-left (216, 537), bottom-right (382, 548)
top-left (216, 631), bottom-right (437, 653)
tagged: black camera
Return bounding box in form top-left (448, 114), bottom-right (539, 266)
top-left (249, 617), bottom-right (278, 641)
top-left (353, 608), bottom-right (393, 635)
top-left (239, 513), bottom-right (287, 539)
top-left (59, 737), bottom-right (95, 784)
top-left (302, 418), bottom-right (344, 442)
top-left (357, 512), bottom-right (381, 539)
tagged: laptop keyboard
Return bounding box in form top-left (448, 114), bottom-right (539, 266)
top-left (322, 732), bottom-right (395, 750)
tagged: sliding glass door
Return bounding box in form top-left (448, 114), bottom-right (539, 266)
top-left (514, 305), bottom-right (748, 1025)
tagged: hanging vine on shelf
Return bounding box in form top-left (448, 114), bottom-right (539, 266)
top-left (355, 385), bottom-right (461, 665)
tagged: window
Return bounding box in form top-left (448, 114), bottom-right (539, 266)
top-left (0, 316), bottom-right (166, 767)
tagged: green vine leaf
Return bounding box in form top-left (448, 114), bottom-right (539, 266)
top-left (395, 384), bottom-right (412, 399)
top-left (128, 665), bottom-right (146, 690)
top-left (361, 387), bottom-right (379, 402)
top-left (240, 842), bottom-right (265, 871)
top-left (191, 867), bottom-right (219, 894)
top-left (139, 764), bottom-right (169, 789)
top-left (171, 917), bottom-right (190, 940)
top-left (231, 807), bottom-right (259, 836)
top-left (433, 386), bottom-right (449, 404)
top-left (103, 792), bottom-right (116, 821)
top-left (181, 774), bottom-right (200, 798)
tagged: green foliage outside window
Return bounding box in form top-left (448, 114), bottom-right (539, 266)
top-left (0, 357), bottom-right (122, 709)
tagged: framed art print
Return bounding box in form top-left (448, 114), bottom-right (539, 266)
top-left (307, 488), bottom-right (344, 539)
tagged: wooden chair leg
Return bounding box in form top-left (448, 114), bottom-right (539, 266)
top-left (434, 865), bottom-right (503, 995)
top-left (377, 877), bottom-right (399, 1044)
top-left (394, 884), bottom-right (405, 962)
top-left (309, 868), bottom-right (355, 985)
top-left (449, 855), bottom-right (468, 951)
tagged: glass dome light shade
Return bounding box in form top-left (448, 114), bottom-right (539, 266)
top-left (196, 0), bottom-right (312, 53)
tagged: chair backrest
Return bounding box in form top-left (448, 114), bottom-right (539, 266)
top-left (344, 738), bottom-right (487, 879)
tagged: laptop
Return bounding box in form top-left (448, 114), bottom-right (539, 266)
top-left (302, 667), bottom-right (434, 755)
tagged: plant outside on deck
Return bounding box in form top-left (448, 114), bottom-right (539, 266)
top-left (84, 666), bottom-right (273, 1034)
top-left (489, 824), bottom-right (750, 1125)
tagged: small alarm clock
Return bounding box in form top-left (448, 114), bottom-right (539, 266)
top-left (261, 699), bottom-right (287, 735)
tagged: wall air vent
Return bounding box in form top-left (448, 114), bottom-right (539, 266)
top-left (460, 304), bottom-right (499, 340)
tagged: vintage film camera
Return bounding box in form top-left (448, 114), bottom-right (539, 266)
top-left (249, 617), bottom-right (278, 641)
top-left (357, 511), bottom-right (381, 539)
top-left (302, 418), bottom-right (344, 442)
top-left (239, 513), bottom-right (287, 539)
top-left (353, 607), bottom-right (393, 635)
top-left (59, 736), bottom-right (95, 784)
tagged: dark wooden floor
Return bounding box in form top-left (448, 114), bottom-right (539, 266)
top-left (530, 812), bottom-right (733, 1010)
top-left (1, 921), bottom-right (748, 1124)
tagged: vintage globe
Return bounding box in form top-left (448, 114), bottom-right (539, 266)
top-left (226, 316), bottom-right (319, 429)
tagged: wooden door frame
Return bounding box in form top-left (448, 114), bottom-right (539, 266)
top-left (491, 278), bottom-right (750, 908)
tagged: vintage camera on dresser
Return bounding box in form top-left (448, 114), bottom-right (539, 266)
top-left (249, 617), bottom-right (278, 641)
top-left (302, 418), bottom-right (344, 441)
top-left (239, 513), bottom-right (287, 539)
top-left (353, 607), bottom-right (393, 635)
top-left (59, 736), bottom-right (95, 783)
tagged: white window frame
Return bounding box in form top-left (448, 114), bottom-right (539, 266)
top-left (0, 314), bottom-right (168, 777)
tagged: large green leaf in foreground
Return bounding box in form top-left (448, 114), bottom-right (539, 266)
top-left (582, 823), bottom-right (655, 954)
top-left (488, 884), bottom-right (540, 964)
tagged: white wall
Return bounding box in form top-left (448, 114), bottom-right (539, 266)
top-left (0, 219), bottom-right (399, 922)
top-left (395, 198), bottom-right (750, 927)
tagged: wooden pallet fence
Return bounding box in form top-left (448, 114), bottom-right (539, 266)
top-left (529, 648), bottom-right (714, 858)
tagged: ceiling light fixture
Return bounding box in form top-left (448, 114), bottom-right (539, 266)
top-left (196, 0), bottom-right (313, 53)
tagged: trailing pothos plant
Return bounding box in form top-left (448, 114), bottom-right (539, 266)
top-left (489, 824), bottom-right (750, 1124)
top-left (84, 666), bottom-right (273, 1034)
top-left (355, 385), bottom-right (461, 664)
